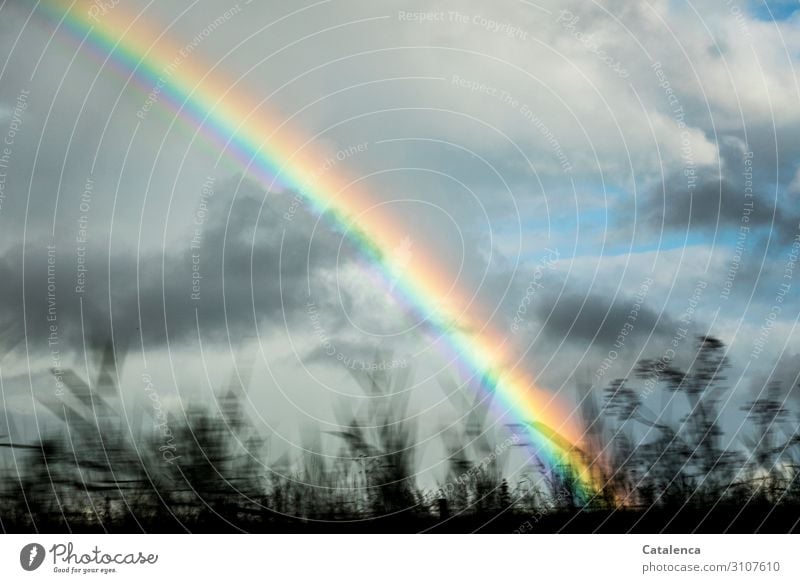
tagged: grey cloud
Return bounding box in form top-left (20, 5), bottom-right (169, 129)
top-left (534, 288), bottom-right (670, 349)
top-left (635, 140), bottom-right (800, 243)
top-left (0, 177), bottom-right (357, 357)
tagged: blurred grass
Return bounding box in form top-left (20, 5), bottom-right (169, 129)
top-left (1, 336), bottom-right (799, 532)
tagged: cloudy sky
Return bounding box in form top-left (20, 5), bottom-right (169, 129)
top-left (0, 0), bottom-right (799, 477)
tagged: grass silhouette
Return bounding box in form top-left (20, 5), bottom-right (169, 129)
top-left (1, 336), bottom-right (798, 533)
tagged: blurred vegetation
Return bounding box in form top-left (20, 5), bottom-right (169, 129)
top-left (1, 335), bottom-right (799, 532)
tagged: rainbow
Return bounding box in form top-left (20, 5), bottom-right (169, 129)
top-left (38, 0), bottom-right (600, 496)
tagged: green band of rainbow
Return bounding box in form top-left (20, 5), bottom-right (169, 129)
top-left (39, 0), bottom-right (600, 497)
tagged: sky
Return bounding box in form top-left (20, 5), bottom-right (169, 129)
top-left (0, 0), bottom-right (799, 482)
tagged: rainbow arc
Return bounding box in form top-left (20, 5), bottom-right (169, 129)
top-left (40, 0), bottom-right (600, 496)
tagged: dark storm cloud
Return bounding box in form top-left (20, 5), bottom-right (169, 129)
top-left (638, 137), bottom-right (800, 243)
top-left (0, 177), bottom-right (356, 357)
top-left (534, 287), bottom-right (670, 348)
